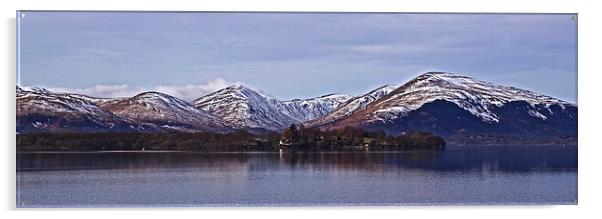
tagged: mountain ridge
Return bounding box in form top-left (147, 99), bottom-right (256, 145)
top-left (307, 72), bottom-right (577, 139)
top-left (192, 84), bottom-right (352, 130)
top-left (16, 72), bottom-right (577, 144)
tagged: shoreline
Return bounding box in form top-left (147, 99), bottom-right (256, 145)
top-left (16, 145), bottom-right (577, 154)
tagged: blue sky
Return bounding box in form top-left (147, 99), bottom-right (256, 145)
top-left (18, 12), bottom-right (577, 103)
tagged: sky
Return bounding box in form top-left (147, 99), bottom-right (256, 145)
top-left (17, 12), bottom-right (577, 103)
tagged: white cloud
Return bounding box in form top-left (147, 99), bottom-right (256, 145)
top-left (155, 78), bottom-right (231, 101)
top-left (41, 78), bottom-right (236, 102)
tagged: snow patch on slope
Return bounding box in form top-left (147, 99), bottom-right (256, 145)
top-left (370, 72), bottom-right (573, 123)
top-left (305, 85), bottom-right (398, 126)
top-left (106, 91), bottom-right (231, 132)
top-left (193, 85), bottom-right (351, 130)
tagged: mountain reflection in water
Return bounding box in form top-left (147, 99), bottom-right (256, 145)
top-left (16, 146), bottom-right (577, 206)
top-left (17, 146), bottom-right (577, 173)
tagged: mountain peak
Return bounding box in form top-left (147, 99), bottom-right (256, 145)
top-left (104, 91), bottom-right (230, 132)
top-left (193, 85), bottom-right (297, 130)
top-left (132, 91), bottom-right (174, 99)
top-left (303, 84), bottom-right (399, 127)
top-left (420, 71), bottom-right (456, 77)
top-left (134, 91), bottom-right (167, 97)
top-left (221, 83), bottom-right (255, 93)
top-left (208, 84), bottom-right (277, 102)
top-left (225, 83), bottom-right (254, 91)
top-left (194, 84), bottom-right (352, 130)
top-left (307, 72), bottom-right (576, 139)
top-left (413, 72), bottom-right (473, 85)
top-left (227, 84), bottom-right (244, 89)
top-left (368, 72), bottom-right (572, 123)
top-left (128, 91), bottom-right (194, 110)
top-left (27, 87), bottom-right (53, 94)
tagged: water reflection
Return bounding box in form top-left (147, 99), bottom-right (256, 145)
top-left (17, 147), bottom-right (577, 173)
top-left (16, 147), bottom-right (578, 206)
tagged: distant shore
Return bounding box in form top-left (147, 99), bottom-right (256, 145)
top-left (16, 145), bottom-right (577, 155)
top-left (16, 128), bottom-right (447, 152)
top-left (16, 130), bottom-right (577, 152)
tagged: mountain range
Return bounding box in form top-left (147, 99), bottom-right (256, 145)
top-left (16, 72), bottom-right (577, 144)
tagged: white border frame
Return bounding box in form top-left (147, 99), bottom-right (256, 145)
top-left (2, 0), bottom-right (601, 218)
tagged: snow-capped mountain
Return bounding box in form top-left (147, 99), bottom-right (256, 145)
top-left (16, 71), bottom-right (578, 141)
top-left (16, 86), bottom-right (152, 133)
top-left (104, 92), bottom-right (231, 132)
top-left (17, 86), bottom-right (109, 119)
top-left (283, 93), bottom-right (353, 122)
top-left (192, 84), bottom-right (351, 130)
top-left (16, 86), bottom-right (231, 133)
top-left (304, 85), bottom-right (398, 127)
top-left (192, 85), bottom-right (298, 130)
top-left (369, 72), bottom-right (573, 123)
top-left (312, 72), bottom-right (577, 138)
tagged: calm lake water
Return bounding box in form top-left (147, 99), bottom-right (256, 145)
top-left (16, 147), bottom-right (577, 207)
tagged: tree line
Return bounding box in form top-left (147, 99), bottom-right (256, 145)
top-left (17, 125), bottom-right (446, 152)
top-left (281, 124), bottom-right (445, 151)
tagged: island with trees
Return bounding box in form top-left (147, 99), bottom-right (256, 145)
top-left (16, 124), bottom-right (446, 152)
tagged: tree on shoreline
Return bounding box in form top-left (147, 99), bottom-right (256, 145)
top-left (16, 126), bottom-right (446, 152)
top-left (278, 124), bottom-right (446, 151)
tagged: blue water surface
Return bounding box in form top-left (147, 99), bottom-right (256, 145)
top-left (16, 146), bottom-right (577, 207)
